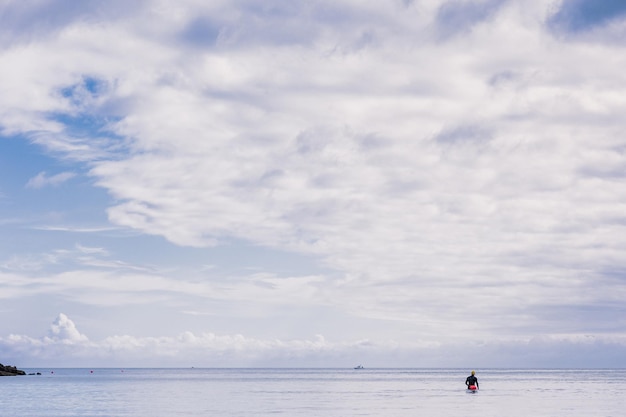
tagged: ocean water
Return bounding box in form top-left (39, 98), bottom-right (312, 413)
top-left (1, 368), bottom-right (625, 417)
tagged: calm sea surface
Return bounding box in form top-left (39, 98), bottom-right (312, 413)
top-left (1, 368), bottom-right (625, 416)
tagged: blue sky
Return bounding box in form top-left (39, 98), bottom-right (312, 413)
top-left (2, 0), bottom-right (626, 368)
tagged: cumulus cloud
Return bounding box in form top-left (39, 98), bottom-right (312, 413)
top-left (0, 313), bottom-right (395, 367)
top-left (1, 314), bottom-right (626, 367)
top-left (47, 313), bottom-right (89, 343)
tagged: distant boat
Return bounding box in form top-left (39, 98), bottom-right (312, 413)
top-left (354, 365), bottom-right (364, 369)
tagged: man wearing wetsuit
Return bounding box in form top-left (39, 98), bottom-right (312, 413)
top-left (465, 370), bottom-right (479, 390)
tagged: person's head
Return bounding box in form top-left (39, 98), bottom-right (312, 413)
top-left (471, 370), bottom-right (475, 375)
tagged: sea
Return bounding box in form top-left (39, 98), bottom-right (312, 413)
top-left (1, 368), bottom-right (625, 417)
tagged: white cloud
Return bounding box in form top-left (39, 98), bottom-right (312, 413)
top-left (47, 313), bottom-right (89, 343)
top-left (26, 171), bottom-right (75, 189)
top-left (32, 225), bottom-right (122, 233)
top-left (0, 244), bottom-right (135, 273)
top-left (2, 0), bottom-right (626, 365)
top-left (2, 314), bottom-right (626, 367)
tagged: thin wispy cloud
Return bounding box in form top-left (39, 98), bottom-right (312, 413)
top-left (32, 225), bottom-right (122, 233)
top-left (26, 171), bottom-right (75, 189)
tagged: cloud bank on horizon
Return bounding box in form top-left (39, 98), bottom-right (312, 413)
top-left (2, 0), bottom-right (626, 367)
top-left (3, 313), bottom-right (624, 368)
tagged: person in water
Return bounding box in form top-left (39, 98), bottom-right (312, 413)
top-left (465, 370), bottom-right (479, 390)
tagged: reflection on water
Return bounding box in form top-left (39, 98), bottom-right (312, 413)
top-left (1, 368), bottom-right (625, 417)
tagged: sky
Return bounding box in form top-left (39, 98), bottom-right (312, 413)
top-left (1, 0), bottom-right (626, 369)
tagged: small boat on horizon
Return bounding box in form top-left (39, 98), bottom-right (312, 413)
top-left (354, 365), bottom-right (364, 369)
